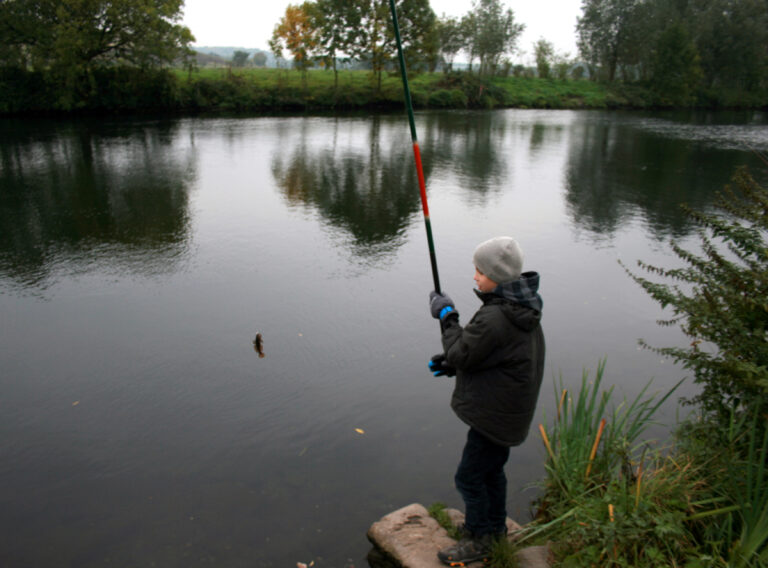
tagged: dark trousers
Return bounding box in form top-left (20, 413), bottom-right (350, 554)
top-left (455, 427), bottom-right (510, 537)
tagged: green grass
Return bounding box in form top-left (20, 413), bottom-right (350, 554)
top-left (172, 67), bottom-right (617, 112)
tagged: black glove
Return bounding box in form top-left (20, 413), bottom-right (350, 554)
top-left (429, 291), bottom-right (456, 320)
top-left (428, 354), bottom-right (456, 377)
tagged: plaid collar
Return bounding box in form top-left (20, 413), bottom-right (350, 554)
top-left (495, 271), bottom-right (543, 312)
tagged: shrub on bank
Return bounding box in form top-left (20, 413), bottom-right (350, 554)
top-left (520, 169), bottom-right (768, 567)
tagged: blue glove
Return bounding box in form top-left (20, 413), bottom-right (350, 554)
top-left (429, 291), bottom-right (456, 320)
top-left (428, 354), bottom-right (456, 377)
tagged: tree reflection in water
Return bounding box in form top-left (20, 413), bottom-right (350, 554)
top-left (0, 118), bottom-right (196, 289)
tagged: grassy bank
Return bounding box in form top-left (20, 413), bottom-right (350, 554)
top-left (7, 65), bottom-right (760, 116)
top-left (172, 67), bottom-right (641, 113)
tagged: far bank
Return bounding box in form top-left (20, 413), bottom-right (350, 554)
top-left (1, 67), bottom-right (766, 116)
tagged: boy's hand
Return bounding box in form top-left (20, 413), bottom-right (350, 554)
top-left (429, 291), bottom-right (455, 319)
top-left (428, 354), bottom-right (456, 377)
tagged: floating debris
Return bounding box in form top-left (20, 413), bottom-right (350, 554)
top-left (253, 333), bottom-right (265, 358)
top-left (355, 428), bottom-right (365, 435)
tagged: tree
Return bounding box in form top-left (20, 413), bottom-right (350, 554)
top-left (650, 23), bottom-right (702, 106)
top-left (0, 0), bottom-right (194, 71)
top-left (313, 0), bottom-right (363, 87)
top-left (533, 38), bottom-right (554, 79)
top-left (464, 0), bottom-right (524, 76)
top-left (436, 15), bottom-right (464, 72)
top-left (350, 0), bottom-right (437, 90)
top-left (624, 167), bottom-right (768, 421)
top-left (269, 2), bottom-right (318, 73)
top-left (232, 50), bottom-right (250, 67)
top-left (692, 0), bottom-right (768, 92)
top-left (576, 0), bottom-right (638, 81)
top-left (253, 52), bottom-right (268, 67)
top-left (459, 12), bottom-right (478, 71)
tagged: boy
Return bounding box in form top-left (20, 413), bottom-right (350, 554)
top-left (428, 236), bottom-right (545, 566)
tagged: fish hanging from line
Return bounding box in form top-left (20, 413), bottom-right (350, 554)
top-left (253, 333), bottom-right (265, 358)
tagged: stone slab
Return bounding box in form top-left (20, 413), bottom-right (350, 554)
top-left (367, 503), bottom-right (454, 568)
top-left (367, 503), bottom-right (551, 568)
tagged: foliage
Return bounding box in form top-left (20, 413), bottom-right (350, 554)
top-left (0, 65), bottom-right (179, 113)
top-left (435, 16), bottom-right (463, 72)
top-left (527, 363), bottom-right (697, 566)
top-left (363, 0), bottom-right (438, 86)
top-left (577, 0), bottom-right (638, 82)
top-left (533, 39), bottom-right (554, 79)
top-left (312, 0), bottom-right (362, 86)
top-left (525, 365), bottom-right (768, 567)
top-left (231, 51), bottom-right (250, 68)
top-left (674, 408), bottom-right (768, 567)
top-left (693, 0), bottom-right (768, 93)
top-left (270, 2), bottom-right (318, 73)
top-left (574, 0), bottom-right (768, 103)
top-left (5, 66), bottom-right (767, 116)
top-left (536, 361), bottom-right (681, 505)
top-left (650, 23), bottom-right (702, 107)
top-left (462, 0), bottom-right (524, 76)
top-left (623, 167), bottom-right (768, 420)
top-left (0, 0), bottom-right (194, 71)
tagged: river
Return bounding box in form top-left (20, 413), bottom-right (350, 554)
top-left (1, 109), bottom-right (766, 567)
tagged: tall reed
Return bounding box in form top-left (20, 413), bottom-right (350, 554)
top-left (537, 360), bottom-right (681, 505)
top-left (686, 408), bottom-right (768, 566)
top-left (528, 361), bottom-right (693, 566)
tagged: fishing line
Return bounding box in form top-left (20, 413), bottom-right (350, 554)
top-left (388, 0), bottom-right (441, 294)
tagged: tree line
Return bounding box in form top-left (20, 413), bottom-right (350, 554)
top-left (0, 0), bottom-right (765, 113)
top-left (577, 0), bottom-right (768, 105)
top-left (268, 0), bottom-right (524, 85)
top-left (269, 0), bottom-right (767, 105)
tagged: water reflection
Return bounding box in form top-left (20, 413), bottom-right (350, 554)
top-left (0, 119), bottom-right (196, 289)
top-left (419, 111), bottom-right (508, 198)
top-left (271, 117), bottom-right (423, 259)
top-left (564, 112), bottom-right (768, 238)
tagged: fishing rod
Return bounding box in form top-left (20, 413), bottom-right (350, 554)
top-left (388, 0), bottom-right (441, 294)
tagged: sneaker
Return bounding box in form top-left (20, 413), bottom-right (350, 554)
top-left (437, 535), bottom-right (491, 566)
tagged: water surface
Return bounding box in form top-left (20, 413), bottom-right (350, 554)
top-left (1, 109), bottom-right (766, 567)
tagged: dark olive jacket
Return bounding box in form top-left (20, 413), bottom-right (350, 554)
top-left (440, 273), bottom-right (545, 447)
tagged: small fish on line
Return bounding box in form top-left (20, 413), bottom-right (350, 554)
top-left (253, 333), bottom-right (265, 358)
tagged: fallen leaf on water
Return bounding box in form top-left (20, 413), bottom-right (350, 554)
top-left (355, 428), bottom-right (365, 435)
top-left (72, 401), bottom-right (80, 406)
top-left (297, 563), bottom-right (307, 568)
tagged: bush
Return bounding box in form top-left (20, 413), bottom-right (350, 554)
top-left (623, 167), bottom-right (768, 421)
top-left (427, 88), bottom-right (467, 108)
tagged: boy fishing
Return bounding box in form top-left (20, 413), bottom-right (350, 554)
top-left (428, 236), bottom-right (545, 566)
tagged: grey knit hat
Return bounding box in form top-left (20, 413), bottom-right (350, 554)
top-left (472, 236), bottom-right (524, 284)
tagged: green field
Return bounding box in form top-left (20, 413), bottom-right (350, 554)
top-left (172, 67), bottom-right (620, 112)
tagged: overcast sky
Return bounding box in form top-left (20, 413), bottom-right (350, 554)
top-left (181, 0), bottom-right (581, 63)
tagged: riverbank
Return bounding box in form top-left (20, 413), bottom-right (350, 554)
top-left (2, 66), bottom-right (766, 116)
